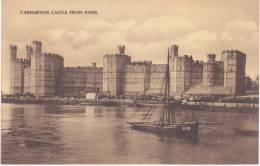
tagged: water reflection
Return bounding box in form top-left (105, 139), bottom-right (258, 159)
top-left (1, 103), bottom-right (258, 164)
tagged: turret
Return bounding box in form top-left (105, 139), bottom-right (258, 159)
top-left (170, 44), bottom-right (178, 56)
top-left (207, 54), bottom-right (216, 62)
top-left (26, 45), bottom-right (33, 59)
top-left (32, 40), bottom-right (42, 55)
top-left (118, 45), bottom-right (125, 55)
top-left (92, 63), bottom-right (96, 67)
top-left (10, 45), bottom-right (17, 60)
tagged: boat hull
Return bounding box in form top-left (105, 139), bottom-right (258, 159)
top-left (128, 121), bottom-right (199, 139)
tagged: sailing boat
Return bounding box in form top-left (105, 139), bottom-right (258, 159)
top-left (128, 48), bottom-right (199, 139)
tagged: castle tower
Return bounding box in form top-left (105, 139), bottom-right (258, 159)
top-left (118, 45), bottom-right (125, 55)
top-left (203, 54), bottom-right (216, 86)
top-left (207, 53), bottom-right (216, 62)
top-left (26, 45), bottom-right (33, 59)
top-left (30, 40), bottom-right (42, 96)
top-left (103, 46), bottom-right (131, 96)
top-left (169, 45), bottom-right (178, 56)
top-left (170, 53), bottom-right (192, 95)
top-left (221, 50), bottom-right (246, 94)
top-left (10, 45), bottom-right (17, 60)
top-left (9, 45), bottom-right (29, 95)
top-left (32, 40), bottom-right (42, 55)
top-left (10, 45), bottom-right (17, 94)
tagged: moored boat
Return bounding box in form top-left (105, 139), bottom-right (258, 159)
top-left (128, 47), bottom-right (199, 139)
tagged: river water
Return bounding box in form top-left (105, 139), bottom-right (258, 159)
top-left (1, 103), bottom-right (258, 164)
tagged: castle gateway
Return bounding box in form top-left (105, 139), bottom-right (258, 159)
top-left (9, 41), bottom-right (246, 97)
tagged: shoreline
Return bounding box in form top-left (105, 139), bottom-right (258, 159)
top-left (1, 96), bottom-right (258, 112)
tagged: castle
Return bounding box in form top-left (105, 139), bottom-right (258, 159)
top-left (103, 45), bottom-right (246, 96)
top-left (9, 41), bottom-right (246, 97)
top-left (10, 41), bottom-right (103, 97)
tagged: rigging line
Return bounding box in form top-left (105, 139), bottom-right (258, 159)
top-left (142, 107), bottom-right (153, 121)
top-left (146, 107), bottom-right (156, 121)
top-left (146, 108), bottom-right (155, 121)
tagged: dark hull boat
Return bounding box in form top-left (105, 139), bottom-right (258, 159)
top-left (128, 47), bottom-right (199, 140)
top-left (128, 121), bottom-right (199, 138)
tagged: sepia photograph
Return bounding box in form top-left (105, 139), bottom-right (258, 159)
top-left (1, 0), bottom-right (259, 164)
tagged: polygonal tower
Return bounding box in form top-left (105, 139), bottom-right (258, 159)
top-left (221, 50), bottom-right (246, 94)
top-left (169, 44), bottom-right (178, 56)
top-left (10, 45), bottom-right (17, 60)
top-left (203, 54), bottom-right (216, 86)
top-left (103, 45), bottom-right (131, 96)
top-left (26, 45), bottom-right (33, 59)
top-left (169, 45), bottom-right (192, 95)
top-left (30, 40), bottom-right (43, 95)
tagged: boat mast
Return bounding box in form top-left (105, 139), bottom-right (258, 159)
top-left (159, 48), bottom-right (176, 126)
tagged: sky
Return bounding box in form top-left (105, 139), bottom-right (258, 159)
top-left (1, 0), bottom-right (259, 93)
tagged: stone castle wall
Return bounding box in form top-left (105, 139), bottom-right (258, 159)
top-left (9, 42), bottom-right (246, 97)
top-left (122, 61), bottom-right (152, 95)
top-left (148, 64), bottom-right (166, 94)
top-left (103, 45), bottom-right (246, 96)
top-left (190, 61), bottom-right (203, 87)
top-left (24, 66), bottom-right (31, 93)
top-left (10, 41), bottom-right (103, 97)
top-left (10, 58), bottom-right (30, 94)
top-left (60, 65), bottom-right (103, 97)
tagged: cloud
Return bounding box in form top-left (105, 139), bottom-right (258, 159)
top-left (220, 20), bottom-right (258, 43)
top-left (219, 20), bottom-right (258, 78)
top-left (127, 16), bottom-right (196, 42)
top-left (2, 16), bottom-right (259, 93)
top-left (77, 19), bottom-right (113, 33)
top-left (177, 30), bottom-right (218, 50)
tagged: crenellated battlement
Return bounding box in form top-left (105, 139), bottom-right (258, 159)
top-left (151, 64), bottom-right (167, 72)
top-left (10, 45), bottom-right (17, 49)
top-left (214, 61), bottom-right (224, 65)
top-left (192, 60), bottom-right (204, 65)
top-left (12, 58), bottom-right (30, 64)
top-left (207, 53), bottom-right (216, 62)
top-left (221, 49), bottom-right (246, 57)
top-left (118, 45), bottom-right (125, 55)
top-left (129, 60), bottom-right (152, 65)
top-left (10, 45), bottom-right (18, 60)
top-left (26, 45), bottom-right (33, 59)
top-left (172, 54), bottom-right (193, 62)
top-left (32, 40), bottom-right (42, 55)
top-left (32, 40), bottom-right (42, 45)
top-left (63, 66), bottom-right (103, 72)
top-left (42, 52), bottom-right (64, 60)
top-left (104, 53), bottom-right (129, 58)
top-left (169, 44), bottom-right (178, 56)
